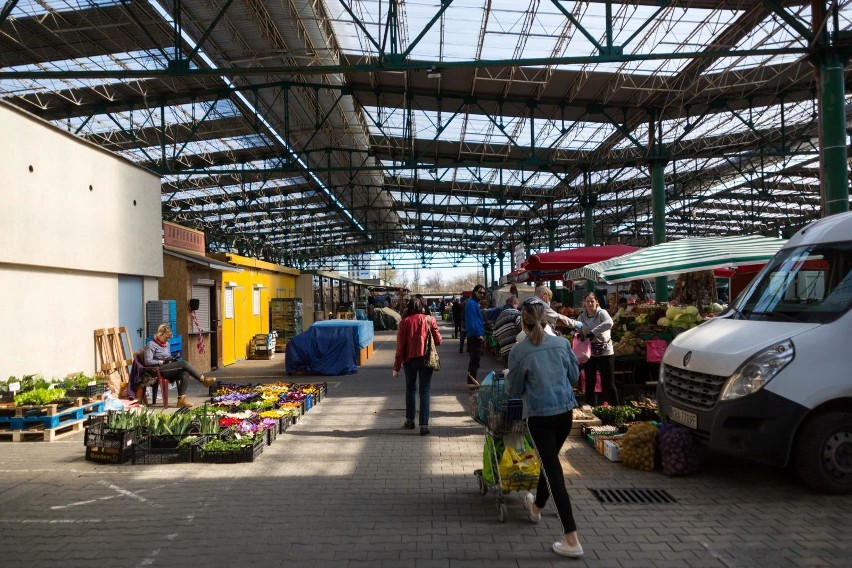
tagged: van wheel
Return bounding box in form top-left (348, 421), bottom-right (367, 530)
top-left (793, 412), bottom-right (852, 494)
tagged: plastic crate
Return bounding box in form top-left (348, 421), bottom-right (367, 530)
top-left (132, 436), bottom-right (203, 465)
top-left (85, 445), bottom-right (134, 464)
top-left (277, 415), bottom-right (293, 434)
top-left (84, 424), bottom-right (137, 450)
top-left (196, 435), bottom-right (265, 464)
top-left (67, 383), bottom-right (108, 399)
top-left (265, 426), bottom-right (278, 446)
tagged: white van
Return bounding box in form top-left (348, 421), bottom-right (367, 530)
top-left (657, 211), bottom-right (852, 493)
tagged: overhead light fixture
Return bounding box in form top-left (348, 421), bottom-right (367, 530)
top-left (427, 67), bottom-right (441, 79)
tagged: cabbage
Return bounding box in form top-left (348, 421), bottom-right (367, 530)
top-left (684, 305), bottom-right (699, 316)
top-left (666, 306), bottom-right (683, 320)
top-left (657, 317), bottom-right (671, 327)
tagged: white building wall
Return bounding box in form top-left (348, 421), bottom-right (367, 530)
top-left (0, 102), bottom-right (163, 378)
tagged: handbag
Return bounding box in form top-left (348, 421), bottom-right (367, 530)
top-left (645, 337), bottom-right (668, 363)
top-left (591, 340), bottom-right (609, 357)
top-left (424, 318), bottom-right (441, 371)
top-left (572, 335), bottom-right (591, 364)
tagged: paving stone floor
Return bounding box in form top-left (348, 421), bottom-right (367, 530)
top-left (1, 319), bottom-right (851, 567)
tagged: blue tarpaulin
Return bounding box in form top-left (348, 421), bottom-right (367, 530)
top-left (285, 326), bottom-right (358, 376)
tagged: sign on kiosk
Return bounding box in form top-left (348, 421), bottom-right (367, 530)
top-left (163, 221), bottom-right (205, 254)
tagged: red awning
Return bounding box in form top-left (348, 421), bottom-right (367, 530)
top-left (712, 263), bottom-right (767, 278)
top-left (524, 245), bottom-right (640, 273)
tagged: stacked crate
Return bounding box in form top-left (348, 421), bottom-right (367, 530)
top-left (248, 333), bottom-right (276, 359)
top-left (146, 300), bottom-right (177, 336)
top-left (145, 300), bottom-right (182, 359)
top-left (270, 298), bottom-right (303, 352)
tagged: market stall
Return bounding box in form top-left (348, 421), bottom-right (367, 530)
top-left (518, 244), bottom-right (640, 285)
top-left (577, 235), bottom-right (786, 403)
top-left (598, 234), bottom-right (786, 285)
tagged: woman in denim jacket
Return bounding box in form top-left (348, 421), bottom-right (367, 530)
top-left (506, 302), bottom-right (584, 558)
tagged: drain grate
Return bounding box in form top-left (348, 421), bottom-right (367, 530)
top-left (589, 488), bottom-right (677, 505)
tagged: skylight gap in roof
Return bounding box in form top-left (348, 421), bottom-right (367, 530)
top-left (9, 0), bottom-right (122, 19)
top-left (326, 0), bottom-right (744, 77)
top-left (51, 99), bottom-right (243, 137)
top-left (364, 106), bottom-right (614, 150)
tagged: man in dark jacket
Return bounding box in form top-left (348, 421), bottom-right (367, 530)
top-left (451, 298), bottom-right (463, 339)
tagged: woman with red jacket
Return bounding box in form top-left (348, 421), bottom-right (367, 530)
top-left (393, 296), bottom-right (443, 435)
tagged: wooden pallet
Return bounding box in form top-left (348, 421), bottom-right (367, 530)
top-left (0, 400), bottom-right (105, 431)
top-left (247, 351), bottom-right (275, 360)
top-left (94, 327), bottom-right (133, 388)
top-left (0, 419), bottom-right (86, 442)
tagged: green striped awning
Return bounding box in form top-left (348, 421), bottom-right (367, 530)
top-left (598, 235), bottom-right (786, 284)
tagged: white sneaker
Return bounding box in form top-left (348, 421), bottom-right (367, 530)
top-left (522, 492), bottom-right (541, 523)
top-left (552, 538), bottom-right (584, 558)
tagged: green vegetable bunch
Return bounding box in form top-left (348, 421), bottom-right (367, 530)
top-left (59, 372), bottom-right (99, 391)
top-left (591, 405), bottom-right (641, 426)
top-left (5, 374), bottom-right (52, 394)
top-left (14, 387), bottom-right (68, 406)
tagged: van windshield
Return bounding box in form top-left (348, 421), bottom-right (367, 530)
top-left (727, 243), bottom-right (852, 324)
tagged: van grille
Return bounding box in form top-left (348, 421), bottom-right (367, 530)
top-left (662, 365), bottom-right (727, 410)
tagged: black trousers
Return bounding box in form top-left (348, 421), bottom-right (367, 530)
top-left (582, 355), bottom-right (618, 406)
top-left (466, 336), bottom-right (483, 380)
top-left (158, 361), bottom-right (201, 396)
top-left (527, 411), bottom-right (577, 534)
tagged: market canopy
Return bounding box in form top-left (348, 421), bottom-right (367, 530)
top-left (564, 250), bottom-right (642, 282)
top-left (524, 245), bottom-right (641, 272)
top-left (598, 235), bottom-right (787, 284)
top-left (499, 267), bottom-right (526, 285)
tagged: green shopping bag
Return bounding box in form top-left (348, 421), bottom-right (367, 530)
top-left (482, 436), bottom-right (504, 485)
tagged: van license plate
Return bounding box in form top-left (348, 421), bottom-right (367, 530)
top-left (669, 406), bottom-right (697, 429)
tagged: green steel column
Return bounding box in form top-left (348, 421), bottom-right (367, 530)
top-left (498, 243), bottom-right (505, 284)
top-left (651, 159), bottom-right (669, 303)
top-left (582, 173), bottom-right (595, 246)
top-left (490, 255), bottom-right (496, 291)
top-left (819, 49), bottom-right (849, 215)
top-left (582, 189), bottom-right (596, 296)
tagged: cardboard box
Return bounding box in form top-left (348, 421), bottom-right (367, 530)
top-left (603, 440), bottom-right (622, 462)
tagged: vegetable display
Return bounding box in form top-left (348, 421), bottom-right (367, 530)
top-left (620, 422), bottom-right (658, 472)
top-left (591, 405), bottom-right (640, 426)
top-left (14, 387), bottom-right (67, 406)
top-left (658, 423), bottom-right (700, 476)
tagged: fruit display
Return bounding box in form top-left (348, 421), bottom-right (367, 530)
top-left (658, 423), bottom-right (700, 476)
top-left (620, 422), bottom-right (658, 472)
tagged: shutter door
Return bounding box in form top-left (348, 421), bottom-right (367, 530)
top-left (191, 285), bottom-right (211, 332)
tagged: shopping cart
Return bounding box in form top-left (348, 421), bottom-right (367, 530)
top-left (471, 371), bottom-right (541, 522)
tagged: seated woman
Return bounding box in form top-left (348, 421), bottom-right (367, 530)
top-left (144, 323), bottom-right (215, 408)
